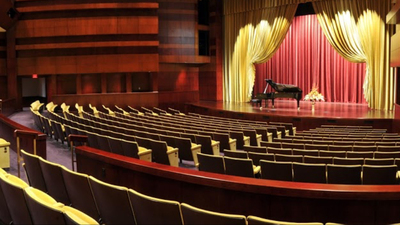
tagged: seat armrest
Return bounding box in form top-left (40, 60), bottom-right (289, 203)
top-left (229, 138), bottom-right (237, 151)
top-left (253, 165), bottom-right (261, 175)
top-left (138, 147), bottom-right (152, 162)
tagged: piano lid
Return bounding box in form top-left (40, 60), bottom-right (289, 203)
top-left (265, 79), bottom-right (302, 93)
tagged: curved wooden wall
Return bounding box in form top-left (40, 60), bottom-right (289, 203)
top-left (76, 145), bottom-right (400, 225)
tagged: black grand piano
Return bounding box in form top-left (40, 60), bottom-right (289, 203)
top-left (253, 79), bottom-right (302, 109)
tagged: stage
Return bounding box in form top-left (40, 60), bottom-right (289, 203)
top-left (187, 100), bottom-right (397, 132)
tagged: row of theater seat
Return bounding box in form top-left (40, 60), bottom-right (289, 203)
top-left (17, 148), bottom-right (340, 225)
top-left (0, 167), bottom-right (98, 225)
top-left (198, 151), bottom-right (400, 184)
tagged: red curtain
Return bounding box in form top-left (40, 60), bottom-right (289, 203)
top-left (254, 15), bottom-right (366, 103)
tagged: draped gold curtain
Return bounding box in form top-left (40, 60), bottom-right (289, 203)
top-left (223, 0), bottom-right (298, 102)
top-left (223, 0), bottom-right (394, 110)
top-left (312, 0), bottom-right (394, 110)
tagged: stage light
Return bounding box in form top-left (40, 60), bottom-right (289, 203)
top-left (32, 74), bottom-right (38, 79)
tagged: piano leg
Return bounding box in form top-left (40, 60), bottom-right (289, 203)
top-left (297, 99), bottom-right (300, 110)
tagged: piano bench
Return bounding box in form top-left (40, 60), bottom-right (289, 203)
top-left (251, 99), bottom-right (262, 107)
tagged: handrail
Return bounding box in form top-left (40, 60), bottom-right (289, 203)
top-left (68, 134), bottom-right (88, 171)
top-left (76, 145), bottom-right (400, 224)
top-left (14, 129), bottom-right (47, 177)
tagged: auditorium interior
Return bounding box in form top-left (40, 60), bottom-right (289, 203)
top-left (2, 0), bottom-right (400, 224)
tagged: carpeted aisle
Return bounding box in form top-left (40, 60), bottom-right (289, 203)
top-left (6, 108), bottom-right (73, 183)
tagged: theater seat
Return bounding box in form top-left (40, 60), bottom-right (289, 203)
top-left (61, 167), bottom-right (100, 221)
top-left (128, 189), bottom-right (183, 225)
top-left (181, 203), bottom-right (247, 225)
top-left (88, 176), bottom-right (135, 225)
top-left (0, 172), bottom-right (33, 225)
top-left (247, 215), bottom-right (323, 225)
top-left (197, 153), bottom-right (225, 174)
top-left (224, 156), bottom-right (260, 178)
top-left (39, 157), bottom-right (70, 205)
top-left (20, 149), bottom-right (47, 192)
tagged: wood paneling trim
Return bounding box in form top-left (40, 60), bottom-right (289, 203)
top-left (16, 34), bottom-right (159, 45)
top-left (17, 3), bottom-right (159, 13)
top-left (0, 113), bottom-right (47, 159)
top-left (16, 0), bottom-right (157, 8)
top-left (17, 46), bottom-right (158, 57)
top-left (19, 9), bottom-right (158, 20)
top-left (16, 41), bottom-right (159, 50)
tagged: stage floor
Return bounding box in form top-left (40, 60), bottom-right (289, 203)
top-left (191, 100), bottom-right (394, 120)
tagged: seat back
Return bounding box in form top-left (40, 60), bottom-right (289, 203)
top-left (293, 163), bottom-right (326, 183)
top-left (364, 158), bottom-right (394, 166)
top-left (0, 171), bottom-right (13, 225)
top-left (39, 158), bottom-right (70, 205)
top-left (107, 136), bottom-right (124, 155)
top-left (247, 215), bottom-right (323, 225)
top-left (23, 187), bottom-right (66, 224)
top-left (61, 167), bottom-right (100, 221)
top-left (275, 154), bottom-right (303, 163)
top-left (150, 140), bottom-right (171, 165)
top-left (0, 173), bottom-right (33, 225)
top-left (135, 136), bottom-right (153, 150)
top-left (260, 160), bottom-right (292, 181)
top-left (175, 137), bottom-right (194, 161)
top-left (63, 206), bottom-right (99, 225)
top-left (213, 133), bottom-right (232, 152)
top-left (248, 152), bottom-right (274, 166)
top-left (197, 153), bottom-right (225, 175)
top-left (89, 176), bottom-right (135, 224)
top-left (87, 133), bottom-right (100, 149)
top-left (326, 164), bottom-right (362, 184)
top-left (303, 156), bottom-right (333, 165)
top-left (333, 157), bottom-right (364, 165)
top-left (223, 150), bottom-right (248, 159)
top-left (362, 165), bottom-right (398, 185)
top-left (229, 131), bottom-right (246, 149)
top-left (119, 139), bottom-right (140, 158)
top-left (128, 189), bottom-right (183, 225)
top-left (21, 150), bottom-right (47, 192)
top-left (243, 146), bottom-right (267, 153)
top-left (180, 203), bottom-right (247, 225)
top-left (374, 151), bottom-right (400, 159)
top-left (95, 134), bottom-right (111, 152)
top-left (242, 130), bottom-right (258, 146)
top-left (224, 156), bottom-right (255, 178)
top-left (195, 135), bottom-right (214, 155)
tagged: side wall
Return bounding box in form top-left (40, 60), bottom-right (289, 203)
top-left (4, 0), bottom-right (223, 111)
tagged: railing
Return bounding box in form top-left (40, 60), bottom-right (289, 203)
top-left (0, 114), bottom-right (47, 159)
top-left (76, 145), bottom-right (400, 225)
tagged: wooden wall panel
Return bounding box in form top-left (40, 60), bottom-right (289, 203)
top-left (0, 33), bottom-right (6, 76)
top-left (56, 75), bottom-right (76, 95)
top-left (81, 74), bottom-right (101, 94)
top-left (158, 64), bottom-right (199, 92)
top-left (107, 73), bottom-right (126, 93)
top-left (0, 76), bottom-right (7, 99)
top-left (52, 92), bottom-right (159, 110)
top-left (158, 0), bottom-right (208, 64)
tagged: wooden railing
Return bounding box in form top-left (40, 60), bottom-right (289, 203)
top-left (76, 145), bottom-right (400, 225)
top-left (0, 98), bottom-right (17, 117)
top-left (0, 114), bottom-right (47, 159)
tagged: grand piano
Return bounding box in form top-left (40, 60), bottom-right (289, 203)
top-left (254, 79), bottom-right (302, 109)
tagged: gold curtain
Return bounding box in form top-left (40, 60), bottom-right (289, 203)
top-left (223, 0), bottom-right (298, 102)
top-left (312, 0), bottom-right (395, 110)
